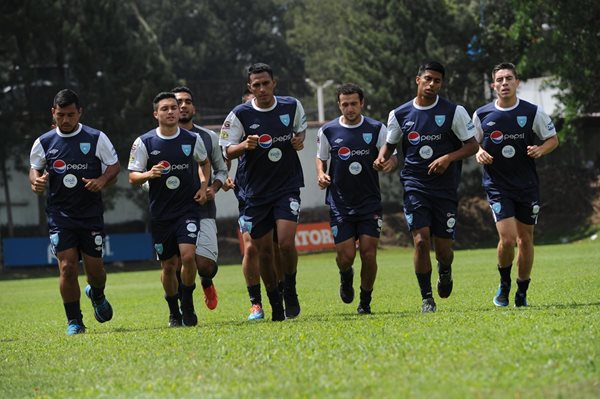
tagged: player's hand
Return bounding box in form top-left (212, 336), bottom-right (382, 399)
top-left (245, 135), bottom-right (259, 151)
top-left (148, 162), bottom-right (166, 179)
top-left (317, 173), bottom-right (331, 189)
top-left (475, 148), bottom-right (493, 165)
top-left (291, 135), bottom-right (304, 151)
top-left (32, 171), bottom-right (49, 194)
top-left (373, 156), bottom-right (387, 171)
top-left (527, 145), bottom-right (544, 159)
top-left (194, 187), bottom-right (207, 205)
top-left (206, 186), bottom-right (216, 201)
top-left (222, 177), bottom-right (235, 192)
top-left (381, 156), bottom-right (398, 173)
top-left (82, 177), bottom-right (106, 192)
top-left (427, 155), bottom-right (450, 175)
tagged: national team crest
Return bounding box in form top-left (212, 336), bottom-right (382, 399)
top-left (181, 144), bottom-right (191, 156)
top-left (362, 133), bottom-right (373, 144)
top-left (517, 116), bottom-right (527, 128)
top-left (435, 115), bottom-right (446, 127)
top-left (279, 114), bottom-right (290, 127)
top-left (80, 143), bottom-right (91, 154)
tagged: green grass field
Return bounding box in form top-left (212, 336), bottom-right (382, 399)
top-left (1, 240), bottom-right (599, 398)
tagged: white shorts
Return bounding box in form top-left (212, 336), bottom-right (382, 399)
top-left (195, 218), bottom-right (218, 262)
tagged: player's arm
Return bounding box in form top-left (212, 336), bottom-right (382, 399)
top-left (527, 110), bottom-right (559, 159)
top-left (472, 111), bottom-right (493, 165)
top-left (127, 137), bottom-right (164, 185)
top-left (291, 99), bottom-right (308, 151)
top-left (374, 111), bottom-right (400, 171)
top-left (207, 132), bottom-right (228, 197)
top-left (315, 127), bottom-right (331, 189)
top-left (219, 112), bottom-right (257, 160)
top-left (84, 162), bottom-right (121, 192)
top-left (374, 123), bottom-right (398, 173)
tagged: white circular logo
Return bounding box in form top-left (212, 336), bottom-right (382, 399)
top-left (94, 235), bottom-right (103, 246)
top-left (268, 148), bottom-right (282, 162)
top-left (63, 174), bottom-right (78, 188)
top-left (166, 176), bottom-right (180, 189)
top-left (447, 217), bottom-right (456, 228)
top-left (186, 223), bottom-right (197, 232)
top-left (532, 205), bottom-right (540, 214)
top-left (502, 145), bottom-right (516, 158)
top-left (419, 145), bottom-right (433, 159)
top-left (349, 161), bottom-right (362, 175)
top-left (377, 218), bottom-right (383, 228)
top-left (290, 200), bottom-right (300, 212)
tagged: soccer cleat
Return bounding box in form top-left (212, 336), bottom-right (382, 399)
top-left (247, 304), bottom-right (265, 321)
top-left (85, 285), bottom-right (113, 323)
top-left (339, 268), bottom-right (355, 304)
top-left (283, 285), bottom-right (301, 319)
top-left (493, 283), bottom-right (510, 307)
top-left (66, 319), bottom-right (86, 335)
top-left (203, 283), bottom-right (218, 310)
top-left (180, 303), bottom-right (198, 327)
top-left (437, 266), bottom-right (453, 298)
top-left (421, 297), bottom-right (437, 313)
top-left (357, 302), bottom-right (372, 315)
top-left (168, 313), bottom-right (183, 328)
top-left (514, 291), bottom-right (528, 307)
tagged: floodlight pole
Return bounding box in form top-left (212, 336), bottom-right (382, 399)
top-left (306, 78), bottom-right (334, 123)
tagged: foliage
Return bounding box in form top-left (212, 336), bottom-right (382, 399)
top-left (1, 243), bottom-right (599, 398)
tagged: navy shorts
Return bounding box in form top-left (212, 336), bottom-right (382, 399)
top-left (330, 212), bottom-right (382, 244)
top-left (486, 187), bottom-right (540, 225)
top-left (403, 191), bottom-right (457, 239)
top-left (238, 191), bottom-right (301, 239)
top-left (151, 214), bottom-right (200, 261)
top-left (49, 227), bottom-right (105, 258)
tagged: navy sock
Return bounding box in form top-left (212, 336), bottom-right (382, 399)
top-left (340, 267), bottom-right (353, 283)
top-left (89, 284), bottom-right (105, 300)
top-left (175, 270), bottom-right (183, 301)
top-left (416, 271), bottom-right (433, 299)
top-left (64, 301), bottom-right (82, 321)
top-left (498, 264), bottom-right (512, 286)
top-left (201, 277), bottom-right (213, 289)
top-left (180, 283), bottom-right (196, 309)
top-left (359, 287), bottom-right (372, 305)
top-left (165, 294), bottom-right (180, 316)
top-left (248, 284), bottom-right (262, 306)
top-left (437, 261), bottom-right (451, 274)
top-left (516, 278), bottom-right (530, 293)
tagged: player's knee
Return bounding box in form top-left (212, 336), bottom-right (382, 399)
top-left (197, 258), bottom-right (218, 279)
top-left (59, 262), bottom-right (79, 281)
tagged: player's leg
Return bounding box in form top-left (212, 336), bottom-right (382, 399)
top-left (251, 229), bottom-right (284, 321)
top-left (405, 191), bottom-right (436, 313)
top-left (274, 194), bottom-right (301, 319)
top-left (179, 243), bottom-right (198, 326)
top-left (160, 254), bottom-right (183, 327)
top-left (357, 234), bottom-right (378, 314)
top-left (334, 234), bottom-right (358, 304)
top-left (80, 230), bottom-right (113, 324)
top-left (241, 231), bottom-right (264, 320)
top-left (493, 218), bottom-right (518, 306)
top-left (276, 219), bottom-right (301, 318)
top-left (431, 197), bottom-right (457, 300)
top-left (56, 245), bottom-right (86, 335)
top-left (514, 215), bottom-right (535, 307)
top-left (195, 218), bottom-right (219, 310)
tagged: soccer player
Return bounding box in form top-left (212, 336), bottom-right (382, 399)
top-left (473, 62), bottom-right (558, 307)
top-left (219, 62), bottom-right (307, 321)
top-left (128, 92), bottom-right (208, 327)
top-left (374, 61), bottom-right (478, 313)
top-left (316, 83), bottom-right (397, 314)
top-left (172, 86), bottom-right (228, 311)
top-left (29, 89), bottom-right (120, 335)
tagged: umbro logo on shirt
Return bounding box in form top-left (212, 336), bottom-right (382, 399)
top-left (150, 150), bottom-right (161, 155)
top-left (250, 124), bottom-right (260, 129)
top-left (486, 121), bottom-right (496, 126)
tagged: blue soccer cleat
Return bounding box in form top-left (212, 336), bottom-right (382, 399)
top-left (493, 283), bottom-right (510, 307)
top-left (67, 319), bottom-right (86, 336)
top-left (85, 285), bottom-right (113, 323)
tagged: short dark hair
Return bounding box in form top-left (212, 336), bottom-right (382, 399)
top-left (418, 61), bottom-right (445, 79)
top-left (492, 62), bottom-right (518, 80)
top-left (336, 83), bottom-right (364, 102)
top-left (53, 89), bottom-right (81, 109)
top-left (247, 63), bottom-right (273, 82)
top-left (153, 92), bottom-right (177, 111)
top-left (172, 86), bottom-right (194, 102)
